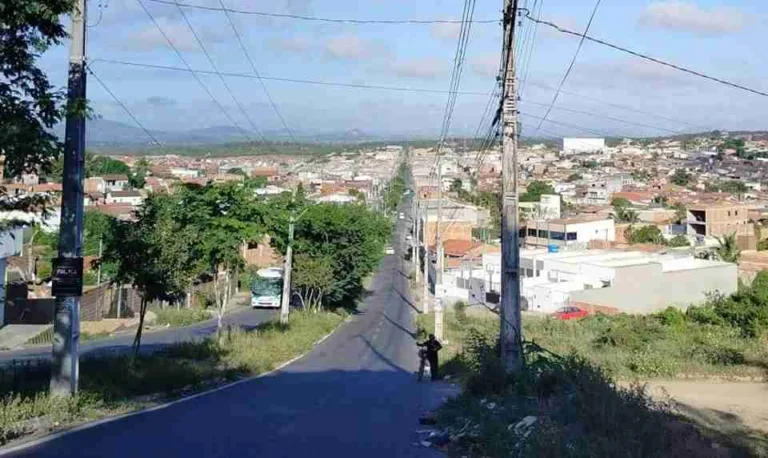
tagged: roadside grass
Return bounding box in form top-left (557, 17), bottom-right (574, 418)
top-left (417, 307), bottom-right (768, 380)
top-left (420, 306), bottom-right (767, 457)
top-left (0, 311), bottom-right (345, 447)
top-left (152, 307), bottom-right (211, 327)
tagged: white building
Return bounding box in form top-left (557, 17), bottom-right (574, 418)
top-left (524, 217), bottom-right (615, 249)
top-left (106, 190), bottom-right (143, 206)
top-left (517, 249), bottom-right (736, 314)
top-left (562, 138), bottom-right (606, 155)
top-left (169, 168), bottom-right (200, 179)
top-left (520, 194), bottom-right (561, 221)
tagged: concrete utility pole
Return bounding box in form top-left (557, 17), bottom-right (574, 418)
top-left (422, 205), bottom-right (430, 314)
top-left (413, 202), bottom-right (420, 282)
top-left (50, 0), bottom-right (87, 396)
top-left (435, 157), bottom-right (444, 287)
top-left (500, 0), bottom-right (522, 372)
top-left (280, 204), bottom-right (296, 325)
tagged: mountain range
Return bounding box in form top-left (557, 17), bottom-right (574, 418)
top-left (59, 119), bottom-right (389, 149)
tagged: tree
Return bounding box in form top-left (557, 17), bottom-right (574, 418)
top-left (348, 188), bottom-right (365, 203)
top-left (566, 172), bottom-right (582, 182)
top-left (668, 234), bottom-right (690, 247)
top-left (102, 194), bottom-right (201, 354)
top-left (88, 156), bottom-right (131, 177)
top-left (292, 253), bottom-right (334, 312)
top-left (449, 178), bottom-right (463, 193)
top-left (758, 238), bottom-right (768, 252)
top-left (652, 195), bottom-right (668, 207)
top-left (626, 225), bottom-right (664, 245)
top-left (130, 157), bottom-right (151, 188)
top-left (611, 197), bottom-right (631, 208)
top-left (714, 233), bottom-right (740, 263)
top-left (719, 180), bottom-right (748, 195)
top-left (1, 0), bottom-right (74, 181)
top-left (227, 167), bottom-right (247, 176)
top-left (671, 169), bottom-right (692, 187)
top-left (671, 202), bottom-right (687, 224)
top-left (520, 181), bottom-right (555, 202)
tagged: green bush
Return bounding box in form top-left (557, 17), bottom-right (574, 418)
top-left (153, 307), bottom-right (211, 327)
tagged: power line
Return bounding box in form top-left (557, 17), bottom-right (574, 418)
top-left (91, 58), bottom-right (492, 96)
top-left (524, 12), bottom-right (768, 98)
top-left (147, 0), bottom-right (498, 24)
top-left (133, 0), bottom-right (255, 144)
top-left (534, 0), bottom-right (602, 134)
top-left (518, 0), bottom-right (542, 99)
top-left (522, 110), bottom-right (620, 138)
top-left (216, 0), bottom-right (297, 142)
top-left (524, 80), bottom-right (712, 132)
top-left (86, 63), bottom-right (162, 147)
top-left (522, 99), bottom-right (683, 135)
top-left (171, 0), bottom-right (271, 146)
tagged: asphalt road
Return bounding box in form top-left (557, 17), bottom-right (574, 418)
top-left (6, 200), bottom-right (456, 457)
top-left (0, 305), bottom-right (276, 364)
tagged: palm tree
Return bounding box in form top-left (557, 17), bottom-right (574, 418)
top-left (611, 206), bottom-right (640, 224)
top-left (714, 233), bottom-right (740, 263)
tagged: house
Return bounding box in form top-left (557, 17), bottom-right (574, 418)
top-left (102, 175), bottom-right (129, 192)
top-left (513, 249), bottom-right (737, 314)
top-left (687, 204), bottom-right (752, 238)
top-left (85, 177), bottom-right (106, 193)
top-left (241, 235), bottom-right (281, 268)
top-left (420, 199), bottom-right (489, 245)
top-left (523, 216), bottom-right (615, 249)
top-left (252, 167), bottom-right (280, 182)
top-left (519, 194), bottom-right (561, 221)
top-left (106, 190), bottom-right (143, 206)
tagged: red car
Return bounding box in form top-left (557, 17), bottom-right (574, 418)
top-left (552, 306), bottom-right (589, 320)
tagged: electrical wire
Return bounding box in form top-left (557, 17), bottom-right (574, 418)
top-left (91, 58), bottom-right (491, 97)
top-left (147, 0), bottom-right (498, 24)
top-left (86, 63), bottom-right (163, 147)
top-left (134, 0), bottom-right (255, 144)
top-left (533, 0), bottom-right (602, 134)
top-left (518, 0), bottom-right (542, 99)
top-left (524, 12), bottom-right (768, 98)
top-left (216, 0), bottom-right (297, 142)
top-left (171, 0), bottom-right (272, 147)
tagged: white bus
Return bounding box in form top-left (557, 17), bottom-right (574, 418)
top-left (251, 267), bottom-right (283, 308)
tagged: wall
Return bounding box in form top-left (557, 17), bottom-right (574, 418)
top-left (569, 262), bottom-right (737, 313)
top-left (424, 221), bottom-right (473, 245)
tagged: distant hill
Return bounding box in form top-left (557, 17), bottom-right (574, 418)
top-left (59, 119), bottom-right (389, 150)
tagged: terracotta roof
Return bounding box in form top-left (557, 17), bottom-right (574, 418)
top-left (431, 239), bottom-right (481, 257)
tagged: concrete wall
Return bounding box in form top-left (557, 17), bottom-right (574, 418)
top-left (569, 262), bottom-right (737, 313)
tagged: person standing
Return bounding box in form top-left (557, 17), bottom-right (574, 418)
top-left (418, 334), bottom-right (443, 381)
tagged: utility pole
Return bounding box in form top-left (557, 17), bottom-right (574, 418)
top-left (413, 201), bottom-right (420, 282)
top-left (500, 0), bottom-right (522, 372)
top-left (50, 0), bottom-right (87, 396)
top-left (280, 218), bottom-right (294, 324)
top-left (435, 157), bottom-right (444, 287)
top-left (280, 190), bottom-right (297, 325)
top-left (422, 205), bottom-right (430, 314)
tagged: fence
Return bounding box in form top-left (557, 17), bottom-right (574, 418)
top-left (5, 277), bottom-right (237, 325)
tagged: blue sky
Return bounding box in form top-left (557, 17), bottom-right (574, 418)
top-left (39, 0), bottom-right (768, 138)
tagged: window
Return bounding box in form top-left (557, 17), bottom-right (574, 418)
top-left (537, 229), bottom-right (548, 238)
top-left (728, 211), bottom-right (731, 216)
top-left (247, 241), bottom-right (259, 250)
top-left (735, 210), bottom-right (739, 216)
top-left (528, 228), bottom-right (537, 237)
top-left (550, 231), bottom-right (565, 241)
top-left (566, 232), bottom-right (577, 241)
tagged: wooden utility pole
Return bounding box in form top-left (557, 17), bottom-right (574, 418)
top-left (500, 0), bottom-right (523, 372)
top-left (50, 0), bottom-right (87, 396)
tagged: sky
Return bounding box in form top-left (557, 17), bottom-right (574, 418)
top-left (37, 0), bottom-right (768, 139)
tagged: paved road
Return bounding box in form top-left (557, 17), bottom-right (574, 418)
top-left (6, 199), bottom-right (454, 457)
top-left (0, 304), bottom-right (276, 364)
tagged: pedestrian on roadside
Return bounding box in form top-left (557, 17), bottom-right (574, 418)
top-left (418, 334), bottom-right (442, 381)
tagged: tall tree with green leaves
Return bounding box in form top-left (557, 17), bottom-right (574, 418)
top-left (1, 0), bottom-right (75, 181)
top-left (102, 194), bottom-right (201, 354)
top-left (520, 181), bottom-right (555, 202)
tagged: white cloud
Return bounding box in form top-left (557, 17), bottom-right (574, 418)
top-left (129, 18), bottom-right (199, 52)
top-left (392, 58), bottom-right (446, 79)
top-left (268, 36), bottom-right (310, 53)
top-left (325, 34), bottom-right (377, 60)
top-left (430, 22), bottom-right (461, 41)
top-left (639, 2), bottom-right (747, 35)
top-left (127, 17), bottom-right (227, 52)
top-left (471, 54), bottom-right (499, 78)
top-left (146, 96), bottom-right (177, 108)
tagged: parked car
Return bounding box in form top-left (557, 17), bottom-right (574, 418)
top-left (552, 306), bottom-right (589, 320)
top-left (398, 212), bottom-right (405, 220)
top-left (384, 246), bottom-right (395, 255)
top-left (405, 234), bottom-right (412, 241)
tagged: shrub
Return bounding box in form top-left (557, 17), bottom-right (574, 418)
top-left (153, 307), bottom-right (210, 327)
top-left (656, 306), bottom-right (686, 331)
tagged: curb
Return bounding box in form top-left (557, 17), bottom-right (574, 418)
top-left (0, 315), bottom-right (347, 456)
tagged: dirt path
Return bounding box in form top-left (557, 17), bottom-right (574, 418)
top-left (644, 380), bottom-right (768, 454)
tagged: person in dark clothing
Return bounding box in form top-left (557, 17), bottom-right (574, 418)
top-left (418, 334), bottom-right (443, 381)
